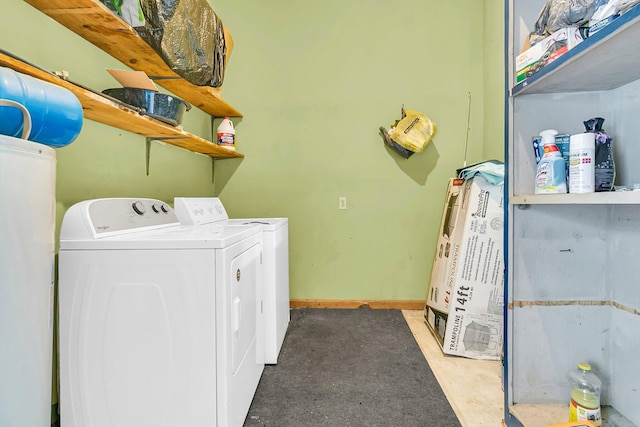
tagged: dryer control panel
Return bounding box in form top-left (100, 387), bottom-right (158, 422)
top-left (61, 198), bottom-right (179, 240)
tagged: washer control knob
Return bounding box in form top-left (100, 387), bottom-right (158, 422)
top-left (160, 204), bottom-right (170, 213)
top-left (132, 201), bottom-right (146, 215)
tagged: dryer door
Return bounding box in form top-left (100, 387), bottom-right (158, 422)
top-left (230, 247), bottom-right (259, 374)
top-left (216, 236), bottom-right (264, 427)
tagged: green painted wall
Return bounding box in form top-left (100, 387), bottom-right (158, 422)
top-left (483, 0), bottom-right (507, 162)
top-left (2, 0), bottom-right (503, 303)
top-left (213, 0), bottom-right (505, 300)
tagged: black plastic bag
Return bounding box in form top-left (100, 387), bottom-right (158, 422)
top-left (584, 117), bottom-right (615, 192)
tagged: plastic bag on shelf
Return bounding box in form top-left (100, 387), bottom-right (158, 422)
top-left (616, 0), bottom-right (640, 13)
top-left (584, 117), bottom-right (615, 192)
top-left (135, 0), bottom-right (227, 88)
top-left (592, 0), bottom-right (621, 21)
top-left (589, 0), bottom-right (640, 34)
top-left (100, 0), bottom-right (145, 27)
top-left (533, 0), bottom-right (598, 35)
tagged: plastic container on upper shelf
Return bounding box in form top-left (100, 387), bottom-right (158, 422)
top-left (0, 66), bottom-right (83, 147)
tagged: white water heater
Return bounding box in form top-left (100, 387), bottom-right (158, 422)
top-left (0, 134), bottom-right (56, 427)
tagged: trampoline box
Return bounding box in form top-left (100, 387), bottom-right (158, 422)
top-left (424, 175), bottom-right (504, 360)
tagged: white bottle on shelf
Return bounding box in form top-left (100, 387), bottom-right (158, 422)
top-left (569, 132), bottom-right (595, 193)
top-left (217, 117), bottom-right (236, 151)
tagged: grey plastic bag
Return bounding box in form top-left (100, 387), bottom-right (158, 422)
top-left (534, 0), bottom-right (598, 35)
top-left (135, 0), bottom-right (227, 87)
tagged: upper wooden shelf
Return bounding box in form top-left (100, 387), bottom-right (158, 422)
top-left (0, 51), bottom-right (243, 158)
top-left (23, 0), bottom-right (242, 118)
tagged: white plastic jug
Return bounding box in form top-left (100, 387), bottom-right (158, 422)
top-left (217, 117), bottom-right (236, 151)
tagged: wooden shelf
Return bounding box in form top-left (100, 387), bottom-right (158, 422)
top-left (23, 0), bottom-right (242, 118)
top-left (510, 403), bottom-right (636, 427)
top-left (510, 191), bottom-right (640, 205)
top-left (0, 51), bottom-right (243, 158)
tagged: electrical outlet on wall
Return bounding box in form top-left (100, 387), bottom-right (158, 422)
top-left (339, 197), bottom-right (347, 210)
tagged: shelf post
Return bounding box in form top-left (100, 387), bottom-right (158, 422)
top-left (146, 138), bottom-right (152, 176)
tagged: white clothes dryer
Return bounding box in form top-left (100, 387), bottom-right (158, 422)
top-left (174, 197), bottom-right (290, 364)
top-left (58, 198), bottom-right (264, 427)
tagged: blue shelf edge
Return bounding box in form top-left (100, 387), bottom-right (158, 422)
top-left (511, 3), bottom-right (640, 96)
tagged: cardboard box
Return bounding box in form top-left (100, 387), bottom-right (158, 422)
top-left (425, 178), bottom-right (464, 313)
top-left (424, 175), bottom-right (504, 360)
top-left (516, 27), bottom-right (584, 84)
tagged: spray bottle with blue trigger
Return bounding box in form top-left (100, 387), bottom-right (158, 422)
top-left (535, 129), bottom-right (567, 194)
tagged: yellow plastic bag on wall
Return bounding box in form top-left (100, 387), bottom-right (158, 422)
top-left (388, 108), bottom-right (437, 153)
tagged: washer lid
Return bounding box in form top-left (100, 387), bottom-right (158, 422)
top-left (226, 218), bottom-right (287, 231)
top-left (173, 197), bottom-right (287, 231)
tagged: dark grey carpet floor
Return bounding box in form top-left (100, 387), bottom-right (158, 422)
top-left (244, 308), bottom-right (462, 427)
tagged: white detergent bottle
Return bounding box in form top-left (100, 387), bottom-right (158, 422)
top-left (217, 117), bottom-right (236, 151)
top-left (535, 128), bottom-right (567, 194)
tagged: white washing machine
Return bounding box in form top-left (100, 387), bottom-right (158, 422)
top-left (58, 198), bottom-right (264, 427)
top-left (174, 197), bottom-right (289, 364)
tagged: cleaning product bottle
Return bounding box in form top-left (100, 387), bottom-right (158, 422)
top-left (569, 132), bottom-right (595, 194)
top-left (217, 117), bottom-right (236, 151)
top-left (535, 129), bottom-right (567, 194)
top-left (568, 362), bottom-right (602, 427)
